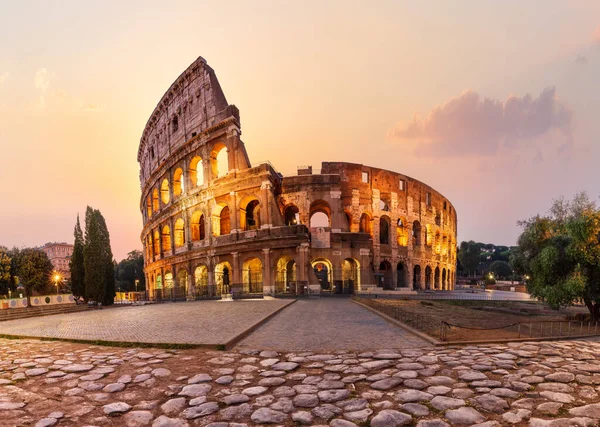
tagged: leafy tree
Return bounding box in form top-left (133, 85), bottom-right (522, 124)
top-left (513, 192), bottom-right (600, 320)
top-left (0, 246), bottom-right (13, 296)
top-left (489, 260), bottom-right (513, 280)
top-left (115, 250), bottom-right (145, 292)
top-left (14, 248), bottom-right (53, 305)
top-left (69, 214), bottom-right (86, 299)
top-left (458, 241), bottom-right (480, 276)
top-left (84, 207), bottom-right (115, 305)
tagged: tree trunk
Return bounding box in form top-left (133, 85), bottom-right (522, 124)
top-left (583, 297), bottom-right (600, 322)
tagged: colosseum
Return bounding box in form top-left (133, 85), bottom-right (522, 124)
top-left (138, 57), bottom-right (457, 299)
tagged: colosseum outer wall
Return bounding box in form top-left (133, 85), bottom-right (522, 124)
top-left (138, 57), bottom-right (457, 299)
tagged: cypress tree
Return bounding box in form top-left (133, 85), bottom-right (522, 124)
top-left (69, 214), bottom-right (86, 299)
top-left (95, 210), bottom-right (115, 306)
top-left (84, 207), bottom-right (104, 304)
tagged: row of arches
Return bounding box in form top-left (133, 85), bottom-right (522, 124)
top-left (146, 143), bottom-right (229, 219)
top-left (411, 265), bottom-right (455, 290)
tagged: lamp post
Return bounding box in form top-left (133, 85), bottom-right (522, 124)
top-left (54, 274), bottom-right (61, 295)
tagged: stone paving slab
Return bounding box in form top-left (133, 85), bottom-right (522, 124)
top-left (0, 300), bottom-right (293, 346)
top-left (3, 338), bottom-right (600, 426)
top-left (236, 298), bottom-right (431, 351)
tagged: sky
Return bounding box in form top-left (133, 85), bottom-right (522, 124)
top-left (0, 1), bottom-right (599, 260)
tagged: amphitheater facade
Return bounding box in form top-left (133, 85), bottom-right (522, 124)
top-left (138, 57), bottom-right (457, 299)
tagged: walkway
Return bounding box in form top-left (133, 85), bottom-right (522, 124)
top-left (236, 297), bottom-right (431, 351)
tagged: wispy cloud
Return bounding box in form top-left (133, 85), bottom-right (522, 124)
top-left (389, 87), bottom-right (573, 157)
top-left (34, 68), bottom-right (51, 109)
top-left (32, 68), bottom-right (104, 113)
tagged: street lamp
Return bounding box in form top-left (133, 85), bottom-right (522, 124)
top-left (54, 274), bottom-right (61, 295)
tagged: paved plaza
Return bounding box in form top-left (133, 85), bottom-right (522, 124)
top-left (236, 298), bottom-right (431, 351)
top-left (3, 338), bottom-right (600, 426)
top-left (0, 300), bottom-right (293, 346)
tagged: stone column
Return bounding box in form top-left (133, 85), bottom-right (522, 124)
top-left (330, 190), bottom-right (343, 232)
top-left (208, 256), bottom-right (216, 296)
top-left (231, 252), bottom-right (242, 295)
top-left (170, 217), bottom-right (176, 254)
top-left (260, 181), bottom-right (272, 228)
top-left (230, 192), bottom-right (239, 233)
top-left (298, 244), bottom-right (309, 294)
top-left (187, 259), bottom-right (194, 299)
top-left (262, 249), bottom-right (273, 295)
top-left (158, 227), bottom-right (163, 259)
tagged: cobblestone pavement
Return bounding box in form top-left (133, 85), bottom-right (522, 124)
top-left (3, 339), bottom-right (600, 426)
top-left (236, 298), bottom-right (431, 351)
top-left (0, 300), bottom-right (291, 345)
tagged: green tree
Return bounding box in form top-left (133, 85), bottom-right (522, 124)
top-left (458, 241), bottom-right (480, 276)
top-left (69, 214), bottom-right (86, 299)
top-left (0, 246), bottom-right (13, 296)
top-left (116, 250), bottom-right (145, 292)
top-left (84, 207), bottom-right (115, 305)
top-left (15, 248), bottom-right (54, 305)
top-left (513, 192), bottom-right (600, 320)
top-left (489, 260), bottom-right (513, 280)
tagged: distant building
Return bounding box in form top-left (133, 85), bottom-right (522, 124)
top-left (41, 242), bottom-right (74, 279)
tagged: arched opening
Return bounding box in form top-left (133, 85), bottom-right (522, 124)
top-left (378, 261), bottom-right (393, 289)
top-left (173, 168), bottom-right (184, 197)
top-left (155, 274), bottom-right (163, 290)
top-left (412, 221), bottom-right (422, 246)
top-left (379, 216), bottom-right (390, 245)
top-left (153, 230), bottom-right (160, 256)
top-left (342, 258), bottom-right (360, 293)
top-left (275, 257), bottom-right (296, 294)
top-left (194, 265), bottom-right (209, 297)
top-left (434, 267), bottom-right (440, 290)
top-left (146, 196), bottom-right (152, 219)
top-left (160, 179), bottom-right (170, 205)
top-left (211, 143), bottom-right (229, 178)
top-left (152, 188), bottom-right (159, 213)
top-left (425, 266), bottom-right (432, 290)
top-left (164, 271), bottom-right (174, 299)
top-left (396, 217), bottom-right (408, 246)
top-left (442, 269), bottom-right (447, 290)
top-left (311, 258), bottom-right (332, 291)
top-left (174, 218), bottom-right (185, 248)
top-left (212, 204), bottom-right (231, 236)
top-left (190, 211), bottom-right (205, 241)
top-left (240, 198), bottom-right (261, 231)
top-left (413, 265), bottom-right (421, 290)
top-left (379, 198), bottom-right (390, 212)
top-left (242, 258), bottom-right (263, 294)
top-left (309, 200), bottom-right (331, 228)
top-left (434, 232), bottom-right (441, 254)
top-left (359, 213), bottom-right (372, 235)
top-left (161, 225), bottom-right (171, 252)
top-left (284, 205), bottom-right (300, 226)
top-left (215, 261), bottom-right (232, 295)
top-left (397, 263), bottom-right (407, 287)
top-left (425, 225), bottom-right (433, 246)
top-left (189, 156), bottom-right (204, 187)
top-left (177, 268), bottom-right (188, 298)
top-left (344, 211), bottom-right (352, 231)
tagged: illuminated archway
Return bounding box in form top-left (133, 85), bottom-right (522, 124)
top-left (309, 200), bottom-right (331, 228)
top-left (173, 168), bottom-right (184, 197)
top-left (284, 205), bottom-right (300, 226)
top-left (396, 217), bottom-right (408, 246)
top-left (194, 265), bottom-right (209, 296)
top-left (153, 230), bottom-right (160, 256)
top-left (242, 257), bottom-right (263, 294)
top-left (146, 196), bottom-right (152, 219)
top-left (189, 156), bottom-right (204, 186)
top-left (152, 188), bottom-right (159, 213)
top-left (160, 179), bottom-right (170, 204)
top-left (240, 197), bottom-right (261, 231)
top-left (174, 218), bottom-right (185, 248)
top-left (212, 204), bottom-right (230, 236)
top-left (311, 258), bottom-right (332, 290)
top-left (342, 258), bottom-right (360, 292)
top-left (190, 211), bottom-right (205, 241)
top-left (177, 268), bottom-right (188, 296)
top-left (359, 213), bottom-right (372, 235)
top-left (215, 261), bottom-right (232, 295)
top-left (275, 256), bottom-right (296, 293)
top-left (211, 142), bottom-right (229, 178)
top-left (161, 225), bottom-right (171, 252)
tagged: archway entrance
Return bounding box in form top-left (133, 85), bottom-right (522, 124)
top-left (176, 269), bottom-right (188, 299)
top-left (425, 266), bottom-right (432, 290)
top-left (377, 261), bottom-right (393, 290)
top-left (215, 262), bottom-right (232, 295)
top-left (311, 259), bottom-right (332, 291)
top-left (413, 265), bottom-right (421, 290)
top-left (275, 257), bottom-right (296, 294)
top-left (434, 267), bottom-right (440, 290)
top-left (194, 265), bottom-right (209, 297)
top-left (397, 263), bottom-right (407, 287)
top-left (242, 258), bottom-right (263, 294)
top-left (341, 258), bottom-right (360, 293)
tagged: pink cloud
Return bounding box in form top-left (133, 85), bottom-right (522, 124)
top-left (389, 87), bottom-right (573, 157)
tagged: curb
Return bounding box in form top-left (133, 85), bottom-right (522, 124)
top-left (351, 299), bottom-right (441, 345)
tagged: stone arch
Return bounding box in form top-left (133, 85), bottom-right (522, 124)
top-left (240, 196), bottom-right (261, 231)
top-left (396, 217), bottom-right (408, 246)
top-left (242, 257), bottom-right (263, 294)
top-left (425, 225), bottom-right (433, 246)
top-left (174, 218), bottom-right (185, 248)
top-left (194, 264), bottom-right (209, 297)
top-left (342, 258), bottom-right (360, 292)
top-left (413, 265), bottom-right (421, 290)
top-left (215, 261), bottom-right (232, 295)
top-left (210, 142), bottom-right (229, 178)
top-left (309, 199), bottom-right (331, 228)
top-left (434, 266), bottom-right (440, 290)
top-left (284, 204), bottom-right (300, 226)
top-left (161, 225), bottom-right (171, 252)
top-left (190, 211), bottom-right (205, 241)
top-left (164, 270), bottom-right (174, 291)
top-left (434, 231), bottom-right (441, 254)
top-left (412, 221), bottom-right (422, 246)
top-left (344, 211), bottom-right (352, 231)
top-left (155, 273), bottom-right (163, 290)
top-left (442, 268), bottom-right (447, 290)
top-left (173, 168), bottom-right (184, 197)
top-left (442, 235), bottom-right (448, 256)
top-left (425, 266), bottom-right (432, 290)
top-left (275, 256), bottom-right (297, 294)
top-left (146, 196), bottom-right (152, 219)
top-left (378, 260), bottom-right (393, 289)
top-left (379, 215), bottom-right (391, 245)
top-left (212, 203), bottom-right (230, 236)
top-left (152, 188), bottom-right (159, 213)
top-left (176, 267), bottom-right (188, 297)
top-left (153, 230), bottom-right (160, 256)
top-left (311, 258), bottom-right (332, 290)
top-left (397, 263), bottom-right (407, 287)
top-left (160, 178), bottom-right (170, 205)
top-left (359, 212), bottom-right (372, 235)
top-left (189, 155), bottom-right (204, 187)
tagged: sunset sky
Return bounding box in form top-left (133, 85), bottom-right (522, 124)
top-left (1, 1), bottom-right (599, 260)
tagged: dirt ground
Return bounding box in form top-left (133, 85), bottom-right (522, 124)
top-left (369, 299), bottom-right (591, 342)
